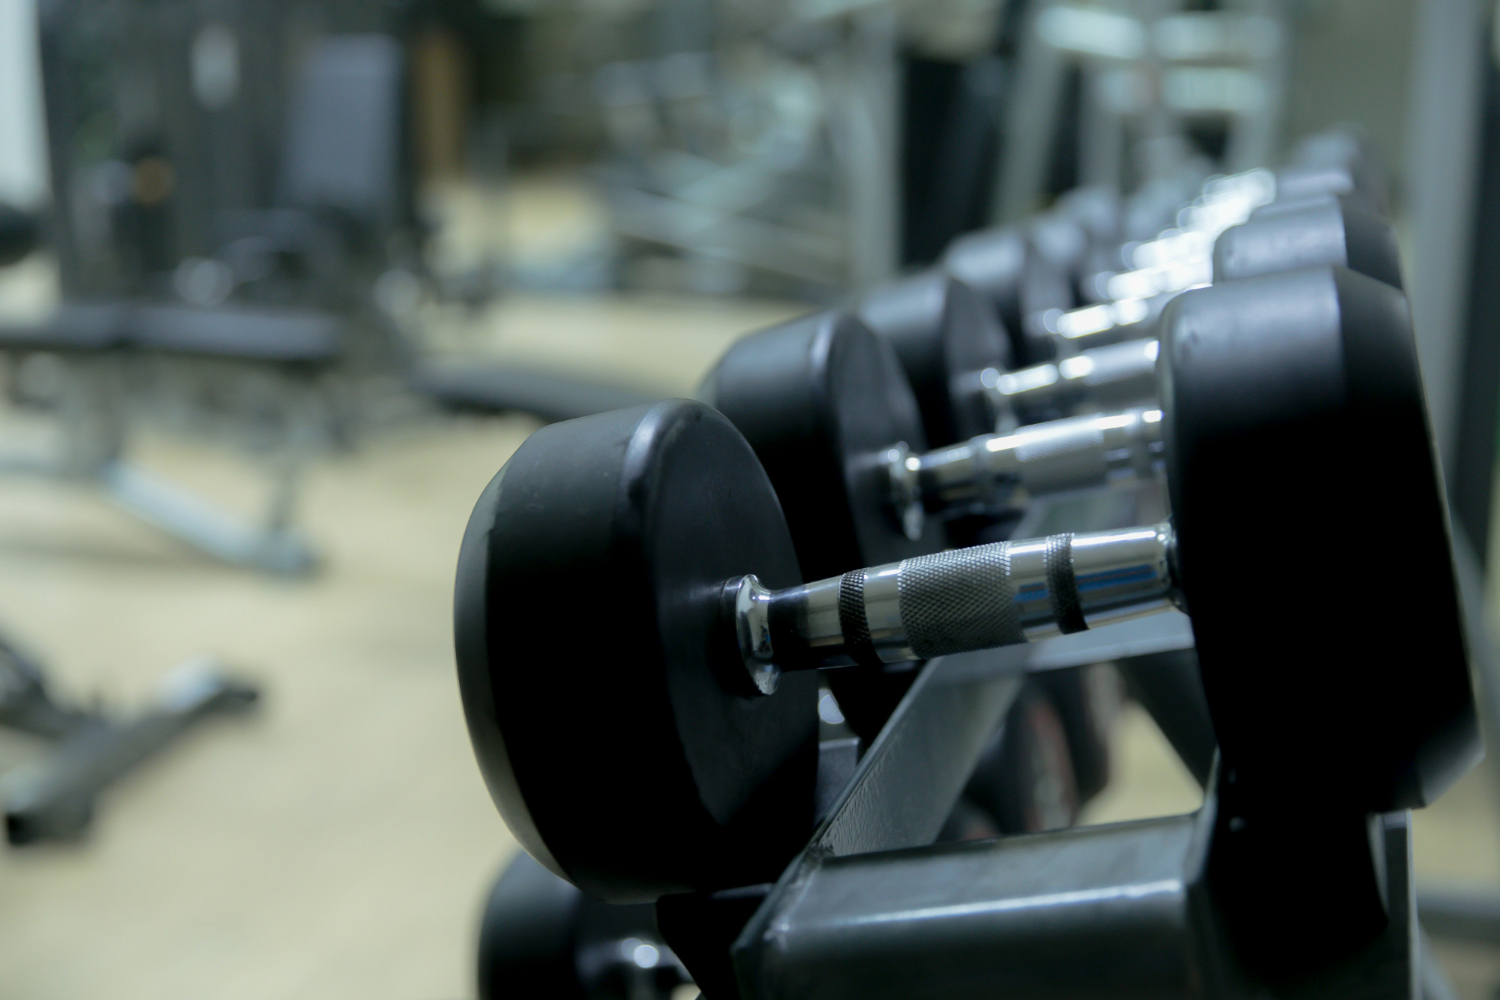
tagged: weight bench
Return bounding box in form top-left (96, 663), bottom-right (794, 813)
top-left (0, 628), bottom-right (258, 845)
top-left (0, 300), bottom-right (342, 575)
top-left (411, 357), bottom-right (663, 424)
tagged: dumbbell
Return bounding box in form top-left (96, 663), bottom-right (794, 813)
top-left (720, 229), bottom-right (1401, 582)
top-left (902, 201), bottom-right (1396, 778)
top-left (1116, 122), bottom-right (1381, 246)
top-left (940, 169), bottom-right (1244, 364)
top-left (1281, 124), bottom-right (1391, 217)
top-left (946, 146), bottom-right (1388, 367)
top-left (703, 306), bottom-right (1136, 789)
top-left (930, 197), bottom-right (1117, 375)
top-left (703, 308), bottom-right (1142, 786)
top-left (1060, 190), bottom-right (1401, 339)
top-left (872, 190), bottom-right (1402, 447)
top-left (455, 265), bottom-right (1479, 902)
top-left (478, 852), bottom-right (687, 1000)
top-left (1089, 131), bottom-right (1389, 301)
top-left (945, 193), bottom-right (1406, 429)
top-left (864, 193), bottom-right (1398, 452)
top-left (701, 313), bottom-right (1161, 570)
top-left (1043, 187), bottom-right (1395, 345)
top-left (852, 271), bottom-right (1014, 446)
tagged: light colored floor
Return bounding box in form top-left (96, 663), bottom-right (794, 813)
top-left (0, 416), bottom-right (531, 1000)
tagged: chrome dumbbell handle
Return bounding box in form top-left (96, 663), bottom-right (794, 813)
top-left (1014, 170), bottom-right (1284, 356)
top-left (1027, 166), bottom-right (1367, 357)
top-left (982, 338), bottom-right (1161, 421)
top-left (732, 522), bottom-right (1179, 694)
top-left (884, 406), bottom-right (1164, 540)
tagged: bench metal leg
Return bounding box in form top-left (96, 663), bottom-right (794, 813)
top-left (99, 460), bottom-right (317, 575)
top-left (2, 657), bottom-right (259, 845)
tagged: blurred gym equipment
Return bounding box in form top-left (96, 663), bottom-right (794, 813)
top-left (0, 641), bottom-right (259, 845)
top-left (0, 9), bottom-right (413, 575)
top-left (587, 3), bottom-right (902, 294)
top-left (993, 0), bottom-right (1293, 224)
top-left (946, 132), bottom-right (1392, 368)
top-left (9, 7), bottom-right (758, 573)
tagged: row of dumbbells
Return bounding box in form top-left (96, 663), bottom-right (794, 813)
top-left (690, 126), bottom-right (1401, 809)
top-left (459, 135), bottom-right (1479, 999)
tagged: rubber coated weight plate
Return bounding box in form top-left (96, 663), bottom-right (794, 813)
top-left (478, 853), bottom-right (677, 1000)
top-left (1054, 185), bottom-right (1121, 251)
top-left (1275, 162), bottom-right (1383, 214)
top-left (1290, 128), bottom-right (1390, 215)
top-left (1159, 266), bottom-right (1480, 813)
top-left (1214, 196), bottom-right (1403, 290)
top-left (857, 271), bottom-right (1011, 446)
top-left (478, 853), bottom-right (589, 1000)
top-left (941, 227), bottom-right (1031, 362)
top-left (455, 400), bottom-right (818, 901)
top-left (1015, 254), bottom-right (1073, 364)
top-left (700, 311), bottom-right (945, 580)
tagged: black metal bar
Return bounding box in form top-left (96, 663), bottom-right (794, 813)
top-left (724, 632), bottom-right (1416, 1000)
top-left (660, 609), bottom-right (1195, 991)
top-left (733, 802), bottom-right (1419, 1000)
top-left (736, 814), bottom-right (1209, 1000)
top-left (663, 605), bottom-right (1426, 1000)
top-left (931, 609), bottom-right (1195, 685)
top-left (813, 652), bottom-right (1025, 860)
top-left (411, 358), bottom-right (664, 423)
top-left (0, 637), bottom-right (93, 740)
top-left (4, 664), bottom-right (259, 844)
top-left (656, 644), bottom-right (1029, 998)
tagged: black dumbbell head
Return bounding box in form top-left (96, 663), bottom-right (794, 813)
top-left (1290, 126), bottom-right (1390, 216)
top-left (478, 854), bottom-right (588, 1000)
top-left (700, 310), bottom-right (946, 578)
top-left (1056, 185), bottom-right (1121, 247)
top-left (856, 270), bottom-right (1011, 446)
top-left (478, 852), bottom-right (667, 1000)
top-left (455, 400), bottom-right (819, 902)
top-left (1273, 161), bottom-right (1385, 217)
top-left (942, 227), bottom-right (1029, 351)
top-left (1160, 266), bottom-right (1479, 813)
top-left (1215, 195), bottom-right (1403, 290)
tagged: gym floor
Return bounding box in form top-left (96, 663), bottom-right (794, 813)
top-left (0, 181), bottom-right (1496, 999)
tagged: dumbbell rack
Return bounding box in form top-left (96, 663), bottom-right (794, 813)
top-left (459, 136), bottom-right (1474, 999)
top-left (653, 611), bottom-right (1420, 1000)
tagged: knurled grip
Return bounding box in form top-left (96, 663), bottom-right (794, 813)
top-left (897, 543), bottom-right (1025, 659)
top-left (1044, 533), bottom-right (1087, 634)
top-left (838, 570), bottom-right (878, 668)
